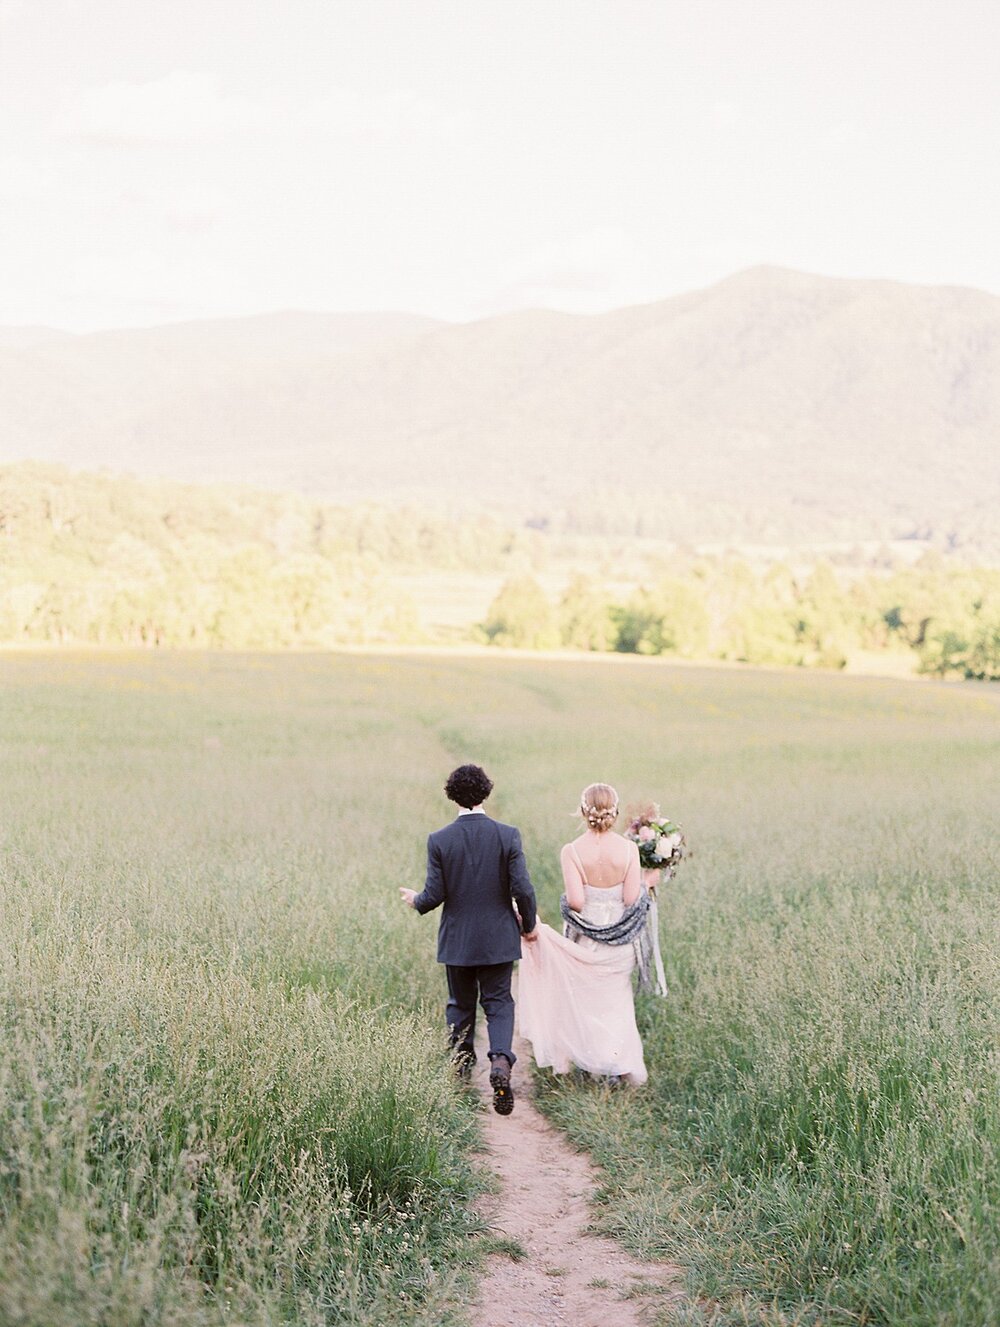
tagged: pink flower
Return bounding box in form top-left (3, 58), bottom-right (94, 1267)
top-left (638, 825), bottom-right (655, 841)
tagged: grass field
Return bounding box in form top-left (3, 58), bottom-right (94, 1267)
top-left (1, 650), bottom-right (998, 1326)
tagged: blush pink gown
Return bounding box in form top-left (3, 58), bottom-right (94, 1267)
top-left (517, 883), bottom-right (648, 1084)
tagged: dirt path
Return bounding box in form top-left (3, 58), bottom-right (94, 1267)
top-left (471, 1032), bottom-right (684, 1327)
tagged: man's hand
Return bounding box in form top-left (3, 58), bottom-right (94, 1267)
top-left (521, 925), bottom-right (539, 943)
top-left (399, 888), bottom-right (417, 909)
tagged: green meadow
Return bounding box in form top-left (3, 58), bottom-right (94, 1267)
top-left (1, 650), bottom-right (998, 1326)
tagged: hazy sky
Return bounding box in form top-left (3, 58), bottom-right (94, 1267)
top-left (1, 0), bottom-right (998, 330)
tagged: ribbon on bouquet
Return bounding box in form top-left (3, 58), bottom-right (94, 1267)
top-left (646, 893), bottom-right (668, 998)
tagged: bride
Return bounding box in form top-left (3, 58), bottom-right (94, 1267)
top-left (518, 782), bottom-right (650, 1085)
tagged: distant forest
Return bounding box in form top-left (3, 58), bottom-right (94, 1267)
top-left (1, 464), bottom-right (997, 679)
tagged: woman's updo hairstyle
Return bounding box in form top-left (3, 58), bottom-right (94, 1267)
top-left (579, 782), bottom-right (619, 833)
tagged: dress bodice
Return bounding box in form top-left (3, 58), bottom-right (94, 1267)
top-left (580, 882), bottom-right (625, 927)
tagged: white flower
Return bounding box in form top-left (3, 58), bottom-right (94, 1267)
top-left (656, 836), bottom-right (674, 859)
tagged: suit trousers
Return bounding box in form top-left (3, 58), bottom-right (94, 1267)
top-left (445, 962), bottom-right (516, 1066)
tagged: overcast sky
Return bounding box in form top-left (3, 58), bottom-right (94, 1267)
top-left (1, 0), bottom-right (998, 330)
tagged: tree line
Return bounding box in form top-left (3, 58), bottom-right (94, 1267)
top-left (1, 463), bottom-right (997, 678)
top-left (481, 563), bottom-right (1000, 680)
top-left (0, 464), bottom-right (533, 648)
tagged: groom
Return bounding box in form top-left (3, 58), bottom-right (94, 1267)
top-left (400, 763), bottom-right (538, 1115)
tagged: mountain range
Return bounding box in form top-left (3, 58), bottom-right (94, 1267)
top-left (2, 267), bottom-right (998, 551)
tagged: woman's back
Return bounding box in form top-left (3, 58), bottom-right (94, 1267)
top-left (570, 831), bottom-right (631, 885)
top-left (562, 830), bottom-right (641, 908)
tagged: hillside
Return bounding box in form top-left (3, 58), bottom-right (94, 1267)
top-left (2, 268), bottom-right (999, 551)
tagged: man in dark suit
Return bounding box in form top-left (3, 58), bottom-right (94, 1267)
top-left (401, 763), bottom-right (538, 1115)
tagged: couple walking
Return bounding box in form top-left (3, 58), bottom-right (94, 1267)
top-left (400, 763), bottom-right (650, 1115)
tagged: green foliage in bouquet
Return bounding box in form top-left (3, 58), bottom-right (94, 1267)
top-left (624, 804), bottom-right (686, 876)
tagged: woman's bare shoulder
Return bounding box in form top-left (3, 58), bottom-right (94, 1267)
top-left (599, 830), bottom-right (630, 850)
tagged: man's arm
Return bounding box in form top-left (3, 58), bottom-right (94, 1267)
top-left (402, 835), bottom-right (446, 913)
top-left (508, 828), bottom-right (538, 938)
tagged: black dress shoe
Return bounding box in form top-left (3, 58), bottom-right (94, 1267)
top-left (489, 1055), bottom-right (514, 1115)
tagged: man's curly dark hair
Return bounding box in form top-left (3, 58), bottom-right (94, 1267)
top-left (444, 763), bottom-right (494, 809)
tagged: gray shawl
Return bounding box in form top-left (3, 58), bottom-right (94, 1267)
top-left (560, 890), bottom-right (667, 996)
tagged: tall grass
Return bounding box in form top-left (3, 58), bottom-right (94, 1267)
top-left (1, 650), bottom-right (997, 1324)
top-left (510, 668), bottom-right (1000, 1326)
top-left (0, 653), bottom-right (478, 1326)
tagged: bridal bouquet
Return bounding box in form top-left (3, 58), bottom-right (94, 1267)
top-left (625, 803), bottom-right (686, 879)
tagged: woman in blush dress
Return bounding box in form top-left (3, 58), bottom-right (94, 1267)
top-left (518, 783), bottom-right (648, 1085)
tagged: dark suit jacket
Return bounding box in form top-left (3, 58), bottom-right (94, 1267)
top-left (413, 813), bottom-right (537, 966)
